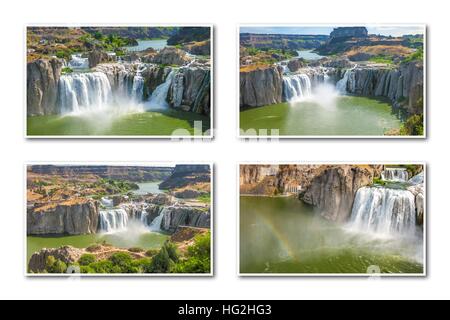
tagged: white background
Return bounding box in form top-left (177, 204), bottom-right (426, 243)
top-left (0, 0), bottom-right (447, 300)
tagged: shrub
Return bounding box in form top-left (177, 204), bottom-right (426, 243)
top-left (109, 252), bottom-right (139, 273)
top-left (145, 249), bottom-right (159, 257)
top-left (78, 254), bottom-right (96, 266)
top-left (174, 232), bottom-right (211, 274)
top-left (128, 247), bottom-right (144, 253)
top-left (146, 245), bottom-right (176, 273)
top-left (45, 256), bottom-right (68, 273)
top-left (61, 67), bottom-right (73, 74)
top-left (400, 114), bottom-right (424, 136)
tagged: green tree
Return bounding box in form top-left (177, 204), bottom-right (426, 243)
top-left (78, 254), bottom-right (96, 266)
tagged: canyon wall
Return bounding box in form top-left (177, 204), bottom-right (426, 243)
top-left (27, 201), bottom-right (99, 235)
top-left (168, 67), bottom-right (211, 115)
top-left (28, 165), bottom-right (173, 182)
top-left (27, 58), bottom-right (63, 116)
top-left (346, 62), bottom-right (424, 114)
top-left (161, 207), bottom-right (211, 232)
top-left (240, 66), bottom-right (283, 108)
top-left (300, 165), bottom-right (383, 222)
top-left (159, 164), bottom-right (211, 190)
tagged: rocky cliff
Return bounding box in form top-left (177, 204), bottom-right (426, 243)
top-left (27, 58), bottom-right (63, 116)
top-left (161, 207), bottom-right (210, 232)
top-left (240, 66), bottom-right (283, 108)
top-left (88, 49), bottom-right (115, 68)
top-left (27, 200), bottom-right (100, 235)
top-left (240, 164), bottom-right (322, 195)
top-left (300, 165), bottom-right (383, 222)
top-left (168, 66), bottom-right (211, 115)
top-left (28, 246), bottom-right (84, 273)
top-left (28, 165), bottom-right (173, 182)
top-left (345, 62), bottom-right (424, 114)
top-left (159, 165), bottom-right (211, 190)
top-left (152, 47), bottom-right (192, 66)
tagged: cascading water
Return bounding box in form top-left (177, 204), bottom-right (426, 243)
top-left (98, 208), bottom-right (129, 233)
top-left (58, 72), bottom-right (113, 114)
top-left (145, 70), bottom-right (176, 110)
top-left (68, 54), bottom-right (89, 69)
top-left (336, 69), bottom-right (351, 93)
top-left (381, 168), bottom-right (409, 182)
top-left (148, 207), bottom-right (168, 232)
top-left (349, 187), bottom-right (416, 236)
top-left (282, 73), bottom-right (312, 102)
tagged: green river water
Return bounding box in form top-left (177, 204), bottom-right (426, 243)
top-left (27, 109), bottom-right (210, 136)
top-left (240, 96), bottom-right (403, 136)
top-left (240, 196), bottom-right (423, 274)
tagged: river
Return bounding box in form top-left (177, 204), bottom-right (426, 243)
top-left (240, 196), bottom-right (423, 274)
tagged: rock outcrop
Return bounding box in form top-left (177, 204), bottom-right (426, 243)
top-left (329, 27), bottom-right (368, 40)
top-left (27, 58), bottom-right (63, 116)
top-left (28, 246), bottom-right (84, 273)
top-left (168, 66), bottom-right (211, 114)
top-left (88, 50), bottom-right (115, 68)
top-left (174, 189), bottom-right (206, 199)
top-left (239, 164), bottom-right (323, 195)
top-left (300, 165), bottom-right (383, 222)
top-left (183, 40), bottom-right (211, 56)
top-left (287, 59), bottom-right (305, 72)
top-left (240, 66), bottom-right (283, 108)
top-left (345, 61), bottom-right (424, 114)
top-left (152, 47), bottom-right (192, 66)
top-left (159, 165), bottom-right (211, 190)
top-left (161, 207), bottom-right (210, 232)
top-left (27, 200), bottom-right (100, 235)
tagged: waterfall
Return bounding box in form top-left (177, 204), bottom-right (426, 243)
top-left (381, 168), bottom-right (409, 182)
top-left (282, 73), bottom-right (312, 102)
top-left (58, 72), bottom-right (113, 114)
top-left (68, 54), bottom-right (89, 69)
top-left (148, 207), bottom-right (168, 232)
top-left (336, 69), bottom-right (351, 93)
top-left (101, 197), bottom-right (113, 208)
top-left (98, 208), bottom-right (129, 233)
top-left (349, 187), bottom-right (416, 236)
top-left (146, 70), bottom-right (176, 110)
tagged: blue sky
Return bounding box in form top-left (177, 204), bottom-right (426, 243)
top-left (240, 26), bottom-right (424, 37)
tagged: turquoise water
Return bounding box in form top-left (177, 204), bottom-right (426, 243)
top-left (125, 39), bottom-right (168, 52)
top-left (296, 50), bottom-right (324, 60)
top-left (132, 181), bottom-right (165, 195)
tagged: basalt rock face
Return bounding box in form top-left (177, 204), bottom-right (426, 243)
top-left (161, 207), bottom-right (210, 232)
top-left (183, 40), bottom-right (211, 56)
top-left (407, 182), bottom-right (425, 226)
top-left (345, 62), bottom-right (424, 114)
top-left (159, 165), bottom-right (211, 190)
top-left (28, 165), bottom-right (173, 182)
top-left (239, 164), bottom-right (322, 195)
top-left (240, 66), bottom-right (283, 108)
top-left (27, 58), bottom-right (63, 116)
top-left (329, 27), bottom-right (368, 40)
top-left (152, 47), bottom-right (192, 66)
top-left (142, 65), bottom-right (167, 98)
top-left (300, 165), bottom-right (383, 222)
top-left (27, 201), bottom-right (100, 235)
top-left (28, 246), bottom-right (84, 273)
top-left (287, 59), bottom-right (305, 72)
top-left (168, 66), bottom-right (211, 115)
top-left (88, 50), bottom-right (115, 68)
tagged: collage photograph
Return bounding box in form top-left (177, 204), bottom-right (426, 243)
top-left (1, 0), bottom-right (446, 305)
top-left (239, 25), bottom-right (425, 137)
